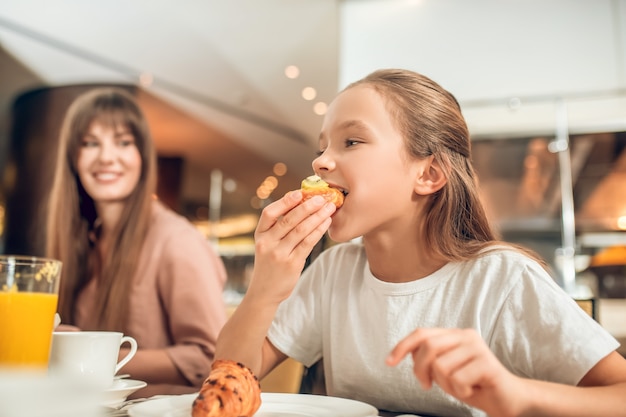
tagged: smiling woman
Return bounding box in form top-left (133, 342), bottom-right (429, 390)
top-left (45, 87), bottom-right (229, 397)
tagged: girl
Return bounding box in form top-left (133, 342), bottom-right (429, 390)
top-left (47, 88), bottom-right (227, 396)
top-left (215, 69), bottom-right (626, 416)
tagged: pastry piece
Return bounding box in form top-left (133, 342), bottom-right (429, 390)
top-left (191, 360), bottom-right (262, 417)
top-left (300, 175), bottom-right (344, 208)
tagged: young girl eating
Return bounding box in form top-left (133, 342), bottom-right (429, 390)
top-left (215, 69), bottom-right (626, 416)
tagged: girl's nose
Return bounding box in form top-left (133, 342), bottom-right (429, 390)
top-left (312, 149), bottom-right (335, 173)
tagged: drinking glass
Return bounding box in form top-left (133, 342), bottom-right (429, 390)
top-left (0, 255), bottom-right (62, 369)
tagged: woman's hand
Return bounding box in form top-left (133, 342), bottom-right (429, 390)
top-left (386, 328), bottom-right (526, 417)
top-left (54, 324), bottom-right (81, 332)
top-left (248, 190), bottom-right (336, 304)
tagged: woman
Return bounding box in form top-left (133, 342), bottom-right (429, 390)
top-left (47, 87), bottom-right (227, 396)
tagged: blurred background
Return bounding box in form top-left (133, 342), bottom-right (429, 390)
top-left (0, 1), bottom-right (625, 329)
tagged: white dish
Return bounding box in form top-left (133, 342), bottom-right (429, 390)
top-left (101, 378), bottom-right (147, 406)
top-left (128, 392), bottom-right (378, 417)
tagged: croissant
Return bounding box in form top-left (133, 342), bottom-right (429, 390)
top-left (191, 360), bottom-right (262, 417)
top-left (300, 175), bottom-right (344, 208)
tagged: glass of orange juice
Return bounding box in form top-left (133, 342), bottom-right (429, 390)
top-left (0, 255), bottom-right (62, 370)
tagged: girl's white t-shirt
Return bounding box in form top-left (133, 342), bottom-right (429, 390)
top-left (267, 242), bottom-right (619, 417)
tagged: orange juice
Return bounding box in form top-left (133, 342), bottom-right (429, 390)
top-left (0, 292), bottom-right (59, 368)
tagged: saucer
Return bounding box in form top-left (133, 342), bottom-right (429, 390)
top-left (101, 379), bottom-right (147, 406)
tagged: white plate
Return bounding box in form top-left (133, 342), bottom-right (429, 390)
top-left (128, 392), bottom-right (378, 417)
top-left (101, 379), bottom-right (147, 406)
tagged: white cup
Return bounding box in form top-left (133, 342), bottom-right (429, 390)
top-left (48, 331), bottom-right (137, 388)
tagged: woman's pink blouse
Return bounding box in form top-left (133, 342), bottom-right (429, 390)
top-left (74, 201), bottom-right (228, 388)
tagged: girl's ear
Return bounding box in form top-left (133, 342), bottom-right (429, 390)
top-left (414, 155), bottom-right (447, 195)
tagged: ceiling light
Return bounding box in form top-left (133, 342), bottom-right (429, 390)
top-left (508, 97), bottom-right (522, 111)
top-left (285, 65), bottom-right (300, 79)
top-left (302, 87), bottom-right (316, 101)
top-left (223, 178), bottom-right (237, 193)
top-left (139, 72), bottom-right (154, 87)
top-left (313, 102), bottom-right (328, 115)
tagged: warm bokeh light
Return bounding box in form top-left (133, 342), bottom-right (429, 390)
top-left (250, 196), bottom-right (263, 209)
top-left (192, 214), bottom-right (259, 238)
top-left (284, 65), bottom-right (300, 79)
top-left (255, 172), bottom-right (281, 201)
top-left (139, 72), bottom-right (154, 87)
top-left (273, 162), bottom-right (287, 176)
top-left (313, 102), bottom-right (328, 115)
top-left (263, 176), bottom-right (278, 189)
top-left (302, 87), bottom-right (316, 101)
top-left (256, 185), bottom-right (271, 200)
top-left (618, 216), bottom-right (626, 230)
top-left (0, 204), bottom-right (4, 237)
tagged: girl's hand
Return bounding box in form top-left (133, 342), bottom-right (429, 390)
top-left (386, 328), bottom-right (526, 417)
top-left (248, 190), bottom-right (336, 304)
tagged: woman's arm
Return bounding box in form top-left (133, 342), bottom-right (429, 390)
top-left (215, 190), bottom-right (336, 378)
top-left (123, 209), bottom-right (230, 387)
top-left (118, 348), bottom-right (188, 385)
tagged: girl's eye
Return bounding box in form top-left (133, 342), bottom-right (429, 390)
top-left (315, 149), bottom-right (326, 157)
top-left (345, 139), bottom-right (360, 147)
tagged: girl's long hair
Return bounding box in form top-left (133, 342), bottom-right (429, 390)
top-left (348, 69), bottom-right (540, 263)
top-left (46, 87), bottom-right (157, 331)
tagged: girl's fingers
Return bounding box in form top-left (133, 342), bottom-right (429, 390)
top-left (253, 191), bottom-right (335, 280)
top-left (387, 328), bottom-right (459, 389)
top-left (289, 216), bottom-right (333, 259)
top-left (277, 200), bottom-right (335, 250)
top-left (430, 337), bottom-right (480, 396)
top-left (249, 193), bottom-right (335, 303)
top-left (444, 357), bottom-right (485, 399)
top-left (435, 334), bottom-right (504, 400)
top-left (256, 192), bottom-right (334, 240)
top-left (411, 330), bottom-right (467, 390)
top-left (386, 328), bottom-right (448, 365)
top-left (255, 190), bottom-right (304, 234)
top-left (387, 328), bottom-right (490, 393)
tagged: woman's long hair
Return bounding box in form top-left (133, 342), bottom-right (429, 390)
top-left (348, 69), bottom-right (540, 263)
top-left (46, 87), bottom-right (157, 331)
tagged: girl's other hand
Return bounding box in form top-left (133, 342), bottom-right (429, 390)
top-left (249, 190), bottom-right (336, 303)
top-left (386, 328), bottom-right (526, 417)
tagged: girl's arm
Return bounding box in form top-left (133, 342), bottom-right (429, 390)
top-left (387, 328), bottom-right (626, 417)
top-left (519, 353), bottom-right (626, 417)
top-left (215, 190), bottom-right (336, 378)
